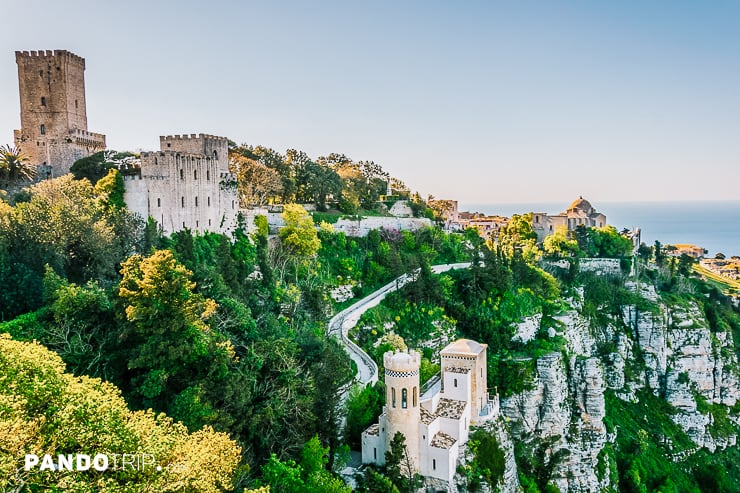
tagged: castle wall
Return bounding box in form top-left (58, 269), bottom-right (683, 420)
top-left (123, 134), bottom-right (238, 236)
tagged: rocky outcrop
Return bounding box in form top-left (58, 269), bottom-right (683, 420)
top-left (501, 347), bottom-right (609, 492)
top-left (621, 284), bottom-right (740, 451)
top-left (493, 279), bottom-right (738, 491)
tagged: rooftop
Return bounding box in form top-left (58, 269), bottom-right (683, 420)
top-left (430, 431), bottom-right (456, 449)
top-left (436, 398), bottom-right (467, 420)
top-left (364, 424), bottom-right (380, 436)
top-left (441, 339), bottom-right (487, 356)
top-left (420, 406), bottom-right (435, 425)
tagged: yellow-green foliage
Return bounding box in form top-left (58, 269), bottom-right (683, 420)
top-left (0, 334), bottom-right (241, 492)
top-left (279, 204), bottom-right (321, 257)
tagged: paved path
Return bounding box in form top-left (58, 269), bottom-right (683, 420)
top-left (328, 262), bottom-right (472, 389)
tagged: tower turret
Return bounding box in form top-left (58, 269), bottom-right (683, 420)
top-left (383, 350), bottom-right (421, 471)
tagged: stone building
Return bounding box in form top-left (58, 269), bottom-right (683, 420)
top-left (13, 50), bottom-right (106, 178)
top-left (361, 339), bottom-right (499, 484)
top-left (531, 196), bottom-right (607, 242)
top-left (123, 134), bottom-right (238, 236)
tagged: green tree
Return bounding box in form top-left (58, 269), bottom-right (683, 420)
top-left (0, 144), bottom-right (35, 189)
top-left (117, 250), bottom-right (233, 419)
top-left (279, 204), bottom-right (321, 257)
top-left (0, 333), bottom-right (241, 492)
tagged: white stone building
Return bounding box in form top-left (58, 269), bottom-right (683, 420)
top-left (123, 133), bottom-right (238, 236)
top-left (361, 339), bottom-right (499, 483)
top-left (531, 196), bottom-right (607, 242)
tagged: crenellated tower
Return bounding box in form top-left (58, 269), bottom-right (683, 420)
top-left (14, 50), bottom-right (106, 178)
top-left (123, 133), bottom-right (238, 236)
top-left (382, 350), bottom-right (421, 471)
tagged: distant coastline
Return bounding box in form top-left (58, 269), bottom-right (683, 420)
top-left (461, 201), bottom-right (740, 258)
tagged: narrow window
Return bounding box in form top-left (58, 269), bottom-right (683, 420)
top-left (195, 196), bottom-right (198, 207)
top-left (402, 388), bottom-right (407, 409)
top-left (39, 70), bottom-right (43, 77)
top-left (454, 378), bottom-right (458, 388)
top-left (213, 150), bottom-right (218, 159)
top-left (208, 219), bottom-right (211, 226)
top-left (41, 97), bottom-right (46, 106)
top-left (481, 368), bottom-right (483, 377)
top-left (182, 221), bottom-right (186, 228)
top-left (373, 448), bottom-right (377, 460)
top-left (232, 200), bottom-right (235, 209)
top-left (157, 198), bottom-right (161, 207)
top-left (180, 169), bottom-right (184, 180)
top-left (196, 220), bottom-right (199, 228)
top-left (181, 197), bottom-right (185, 208)
top-left (40, 124), bottom-right (46, 135)
top-left (413, 387), bottom-right (417, 407)
top-left (206, 170), bottom-right (210, 181)
top-left (392, 388), bottom-right (396, 408)
top-left (194, 169), bottom-right (198, 180)
top-left (207, 196), bottom-right (211, 206)
top-left (75, 99), bottom-right (78, 109)
top-left (433, 459), bottom-right (436, 470)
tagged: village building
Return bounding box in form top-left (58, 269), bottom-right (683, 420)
top-left (531, 196), bottom-right (607, 242)
top-left (361, 339), bottom-right (499, 483)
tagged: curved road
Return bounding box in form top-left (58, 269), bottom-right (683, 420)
top-left (329, 262), bottom-right (472, 390)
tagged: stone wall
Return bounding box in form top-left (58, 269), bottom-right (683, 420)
top-left (123, 134), bottom-right (238, 236)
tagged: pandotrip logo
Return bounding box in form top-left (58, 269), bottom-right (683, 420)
top-left (24, 453), bottom-right (167, 473)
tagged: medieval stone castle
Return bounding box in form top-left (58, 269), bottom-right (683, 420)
top-left (14, 50), bottom-right (106, 179)
top-left (11, 49), bottom-right (237, 235)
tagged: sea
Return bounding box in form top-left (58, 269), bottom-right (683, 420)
top-left (460, 201), bottom-right (740, 258)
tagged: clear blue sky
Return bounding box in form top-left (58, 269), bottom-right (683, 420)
top-left (2, 0), bottom-right (739, 203)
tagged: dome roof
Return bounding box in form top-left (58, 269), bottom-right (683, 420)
top-left (441, 339), bottom-right (487, 356)
top-left (567, 196), bottom-right (593, 213)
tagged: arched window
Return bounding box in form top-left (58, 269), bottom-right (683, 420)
top-left (40, 124), bottom-right (46, 135)
top-left (213, 150), bottom-right (218, 159)
top-left (180, 169), bottom-right (184, 180)
top-left (195, 196), bottom-right (198, 207)
top-left (154, 157), bottom-right (158, 165)
top-left (402, 388), bottom-right (407, 409)
top-left (413, 387), bottom-right (417, 407)
top-left (194, 169), bottom-right (198, 180)
top-left (206, 170), bottom-right (210, 181)
top-left (392, 388), bottom-right (396, 408)
top-left (181, 197), bottom-right (185, 208)
top-left (157, 198), bottom-right (161, 207)
top-left (454, 378), bottom-right (458, 388)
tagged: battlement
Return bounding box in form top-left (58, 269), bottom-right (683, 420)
top-left (160, 133), bottom-right (229, 143)
top-left (15, 50), bottom-right (85, 68)
top-left (68, 128), bottom-right (105, 142)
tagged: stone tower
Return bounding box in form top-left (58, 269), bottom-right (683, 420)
top-left (383, 350), bottom-right (421, 471)
top-left (14, 50), bottom-right (106, 178)
top-left (123, 133), bottom-right (238, 236)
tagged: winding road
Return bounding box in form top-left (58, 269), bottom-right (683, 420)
top-left (328, 262), bottom-right (472, 389)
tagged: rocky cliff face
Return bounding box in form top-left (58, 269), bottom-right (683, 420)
top-left (496, 281), bottom-right (740, 491)
top-left (502, 312), bottom-right (610, 493)
top-left (620, 283), bottom-right (739, 451)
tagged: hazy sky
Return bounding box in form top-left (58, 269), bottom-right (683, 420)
top-left (2, 0), bottom-right (739, 203)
